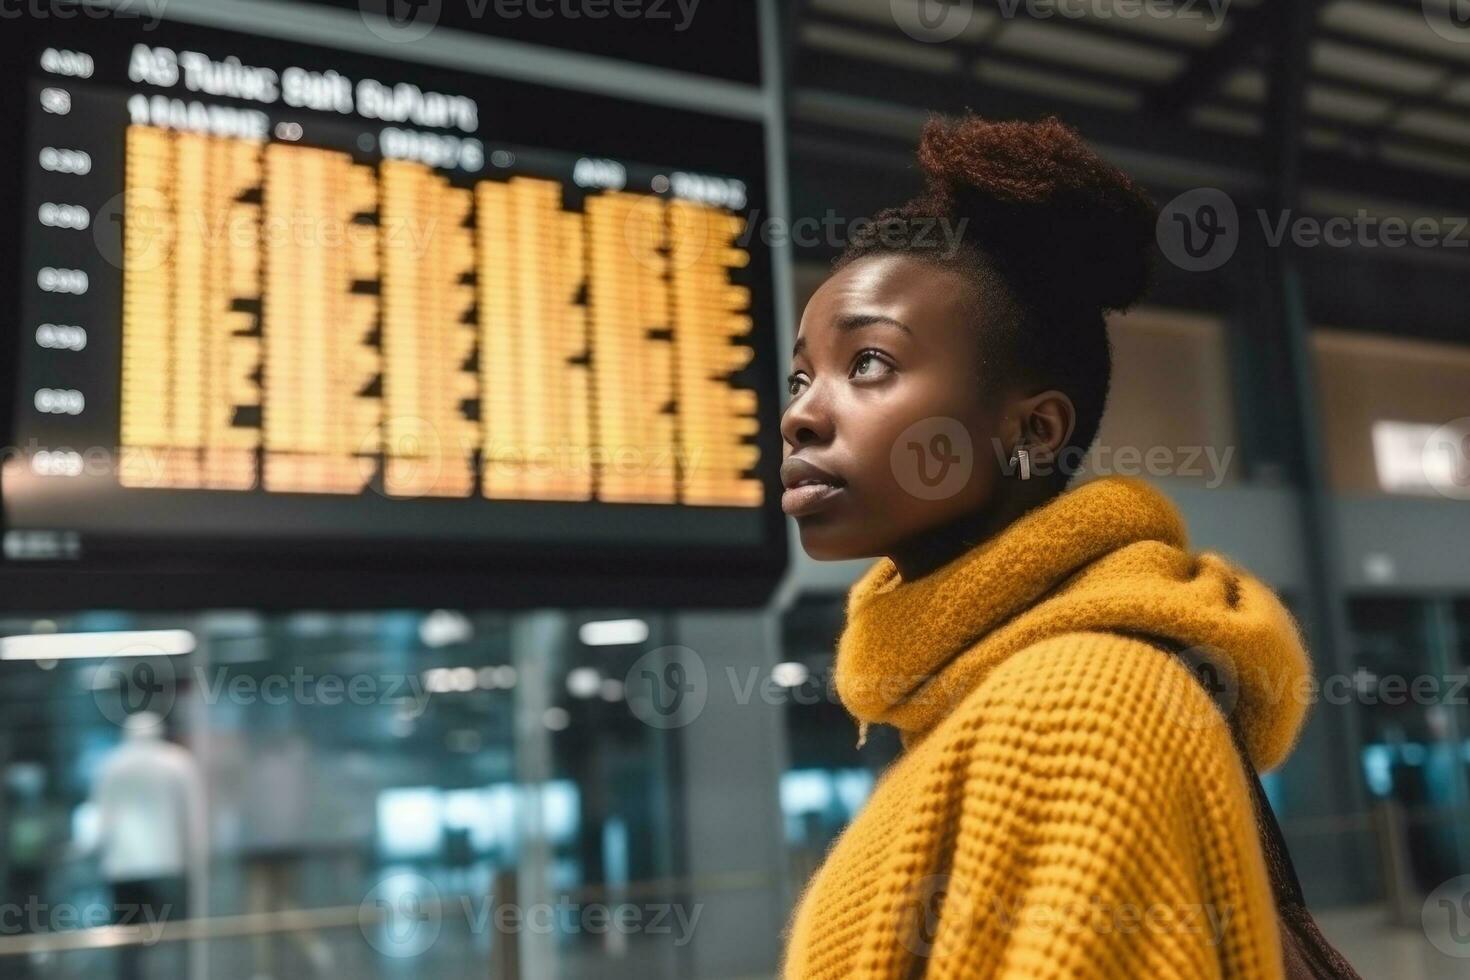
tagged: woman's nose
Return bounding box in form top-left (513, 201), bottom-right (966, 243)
top-left (780, 383), bottom-right (833, 449)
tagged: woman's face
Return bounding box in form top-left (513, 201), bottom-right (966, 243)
top-left (780, 253), bottom-right (1013, 561)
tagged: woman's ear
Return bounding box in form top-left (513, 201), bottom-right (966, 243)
top-left (1018, 389), bottom-right (1077, 471)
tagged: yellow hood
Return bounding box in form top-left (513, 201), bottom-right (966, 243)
top-left (834, 475), bottom-right (1314, 771)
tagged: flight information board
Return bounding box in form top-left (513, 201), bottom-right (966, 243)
top-left (0, 17), bottom-right (784, 602)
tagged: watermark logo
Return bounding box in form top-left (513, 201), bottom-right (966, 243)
top-left (893, 0), bottom-right (975, 43)
top-left (95, 188), bottom-right (174, 273)
top-left (362, 415), bottom-right (449, 499)
top-left (625, 645), bottom-right (707, 729)
top-left (1157, 187), bottom-right (1238, 272)
top-left (1423, 0), bottom-right (1470, 44)
top-left (897, 873), bottom-right (979, 958)
top-left (91, 651), bottom-right (177, 727)
top-left (361, 0), bottom-right (443, 43)
top-left (1152, 642), bottom-right (1240, 732)
top-left (1422, 417), bottom-right (1470, 501)
top-left (1160, 188), bottom-right (1469, 271)
top-left (360, 872), bottom-right (443, 958)
top-left (1422, 873), bottom-right (1470, 957)
top-left (891, 416), bottom-right (973, 501)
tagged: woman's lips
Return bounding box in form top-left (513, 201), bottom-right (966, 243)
top-left (781, 482), bottom-right (846, 517)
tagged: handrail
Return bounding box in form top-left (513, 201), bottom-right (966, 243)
top-left (0, 867), bottom-right (782, 957)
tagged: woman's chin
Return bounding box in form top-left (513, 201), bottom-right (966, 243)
top-left (795, 521), bottom-right (874, 562)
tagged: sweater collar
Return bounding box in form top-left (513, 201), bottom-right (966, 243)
top-left (833, 475), bottom-right (1313, 770)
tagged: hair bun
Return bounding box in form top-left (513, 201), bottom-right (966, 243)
top-left (914, 113), bottom-right (1158, 314)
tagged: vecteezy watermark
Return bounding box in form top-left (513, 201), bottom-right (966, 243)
top-left (91, 653), bottom-right (178, 728)
top-left (1423, 0), bottom-right (1470, 45)
top-left (1421, 417), bottom-right (1470, 501)
top-left (361, 0), bottom-right (443, 43)
top-left (873, 416), bottom-right (1241, 502)
top-left (892, 0), bottom-right (1230, 43)
top-left (1149, 642), bottom-right (1241, 732)
top-left (0, 0), bottom-right (168, 28)
top-left (1158, 187), bottom-right (1470, 271)
top-left (194, 667), bottom-right (430, 716)
top-left (898, 873), bottom-right (1235, 959)
top-left (0, 897), bottom-right (173, 944)
top-left (361, 0), bottom-right (702, 44)
top-left (358, 872), bottom-right (702, 959)
top-left (624, 645), bottom-right (708, 729)
top-left (736, 209), bottom-right (969, 258)
top-left (92, 189), bottom-right (441, 273)
top-left (891, 416), bottom-right (974, 502)
top-left (91, 660), bottom-right (432, 727)
top-left (1422, 874), bottom-right (1470, 958)
top-left (991, 438), bottom-right (1238, 489)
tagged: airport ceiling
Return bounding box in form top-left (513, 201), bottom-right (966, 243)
top-left (788, 0), bottom-right (1470, 204)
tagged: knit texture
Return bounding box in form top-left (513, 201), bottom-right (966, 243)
top-left (780, 475), bottom-right (1315, 979)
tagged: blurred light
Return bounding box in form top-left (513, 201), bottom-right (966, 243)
top-left (446, 729), bottom-right (482, 754)
top-left (449, 666), bottom-right (476, 692)
top-left (578, 618), bottom-right (649, 646)
top-left (423, 667), bottom-right (453, 694)
top-left (285, 613), bottom-right (334, 637)
top-left (0, 629), bottom-right (195, 661)
top-left (835, 769), bottom-right (876, 814)
top-left (1362, 552), bottom-right (1397, 584)
top-left (543, 706), bottom-right (570, 731)
top-left (566, 666), bottom-right (601, 698)
top-left (493, 665), bottom-right (517, 687)
top-left (599, 677), bottom-right (625, 702)
top-left (36, 659), bottom-right (57, 671)
top-left (376, 788), bottom-right (443, 858)
top-left (772, 661), bottom-right (809, 687)
top-left (419, 609), bottom-right (473, 648)
top-left (1371, 420), bottom-right (1437, 495)
top-left (72, 801), bottom-right (100, 853)
top-left (780, 769), bottom-right (833, 814)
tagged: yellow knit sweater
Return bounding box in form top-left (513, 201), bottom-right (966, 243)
top-left (780, 475), bottom-right (1315, 979)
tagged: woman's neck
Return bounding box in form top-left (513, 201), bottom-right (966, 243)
top-left (888, 486), bottom-right (1054, 582)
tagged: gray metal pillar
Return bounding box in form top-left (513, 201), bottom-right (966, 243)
top-left (510, 610), bottom-right (566, 978)
top-left (1261, 0), bottom-right (1373, 903)
top-left (670, 609), bottom-right (792, 979)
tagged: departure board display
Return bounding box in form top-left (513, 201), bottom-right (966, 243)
top-left (0, 18), bottom-right (784, 601)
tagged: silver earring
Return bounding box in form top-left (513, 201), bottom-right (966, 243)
top-left (1010, 446), bottom-right (1031, 480)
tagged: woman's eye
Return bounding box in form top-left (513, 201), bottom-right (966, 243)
top-left (785, 374), bottom-right (806, 397)
top-left (853, 351), bottom-right (891, 379)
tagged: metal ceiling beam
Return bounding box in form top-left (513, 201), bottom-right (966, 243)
top-left (793, 49), bottom-right (1470, 204)
top-left (1316, 24), bottom-right (1470, 81)
top-left (1207, 93), bottom-right (1470, 165)
top-left (799, 12), bottom-right (1153, 96)
top-left (1147, 0), bottom-right (1297, 117)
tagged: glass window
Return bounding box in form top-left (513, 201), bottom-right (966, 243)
top-left (0, 608), bottom-right (689, 979)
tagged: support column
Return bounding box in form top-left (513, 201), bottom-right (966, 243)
top-left (1261, 0), bottom-right (1374, 904)
top-left (670, 609), bottom-right (792, 979)
top-left (510, 609), bottom-right (566, 978)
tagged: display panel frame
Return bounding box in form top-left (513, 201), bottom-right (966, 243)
top-left (0, 12), bottom-right (788, 609)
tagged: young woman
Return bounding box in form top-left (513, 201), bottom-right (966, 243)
top-left (776, 114), bottom-right (1334, 978)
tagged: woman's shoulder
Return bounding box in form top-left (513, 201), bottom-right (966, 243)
top-left (934, 629), bottom-right (1236, 775)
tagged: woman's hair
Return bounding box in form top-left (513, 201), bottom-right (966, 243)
top-left (834, 113), bottom-right (1158, 473)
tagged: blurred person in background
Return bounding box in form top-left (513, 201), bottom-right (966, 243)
top-left (776, 113), bottom-right (1359, 979)
top-left (90, 711), bottom-right (205, 980)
